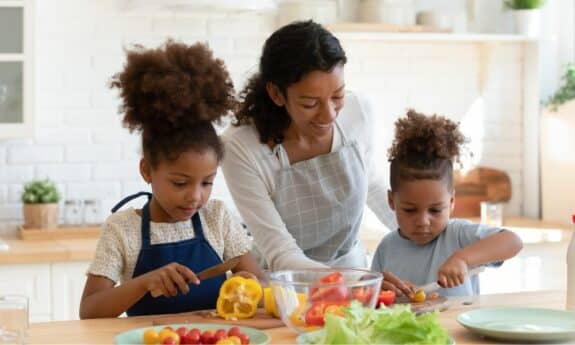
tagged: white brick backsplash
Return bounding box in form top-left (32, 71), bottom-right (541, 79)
top-left (92, 128), bottom-right (137, 144)
top-left (91, 91), bottom-right (122, 109)
top-left (122, 142), bottom-right (141, 161)
top-left (0, 166), bottom-right (34, 183)
top-left (65, 182), bottom-right (122, 200)
top-left (35, 129), bottom-right (93, 145)
top-left (207, 17), bottom-right (275, 37)
top-left (64, 110), bottom-right (121, 128)
top-left (0, 185), bottom-right (7, 204)
top-left (8, 146), bottom-right (64, 164)
top-left (232, 37), bottom-right (269, 56)
top-left (0, 205), bottom-right (22, 221)
top-left (35, 110), bottom-right (65, 128)
top-left (0, 147), bottom-right (6, 163)
top-left (95, 16), bottom-right (154, 37)
top-left (8, 185), bottom-right (23, 203)
top-left (122, 181), bottom-right (150, 196)
top-left (152, 17), bottom-right (207, 35)
top-left (66, 145), bottom-right (121, 162)
top-left (36, 164), bottom-right (92, 182)
top-left (36, 90), bottom-right (92, 109)
top-left (93, 162), bottom-right (140, 180)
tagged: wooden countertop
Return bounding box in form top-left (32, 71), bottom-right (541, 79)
top-left (0, 238), bottom-right (97, 264)
top-left (27, 290), bottom-right (567, 344)
top-left (1, 217), bottom-right (570, 265)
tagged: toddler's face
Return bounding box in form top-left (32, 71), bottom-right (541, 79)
top-left (142, 149), bottom-right (218, 222)
top-left (388, 179), bottom-right (454, 245)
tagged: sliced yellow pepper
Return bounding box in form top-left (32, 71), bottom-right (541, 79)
top-left (216, 276), bottom-right (263, 320)
top-left (264, 287), bottom-right (307, 318)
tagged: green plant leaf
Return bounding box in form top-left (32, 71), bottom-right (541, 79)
top-left (504, 0), bottom-right (546, 9)
top-left (21, 179), bottom-right (61, 204)
top-left (546, 63), bottom-right (575, 112)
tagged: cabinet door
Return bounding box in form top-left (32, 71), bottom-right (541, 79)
top-left (51, 262), bottom-right (90, 321)
top-left (0, 263), bottom-right (52, 322)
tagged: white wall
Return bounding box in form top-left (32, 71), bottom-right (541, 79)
top-left (0, 0), bottom-right (533, 235)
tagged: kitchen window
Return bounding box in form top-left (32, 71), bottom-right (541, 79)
top-left (0, 0), bottom-right (33, 138)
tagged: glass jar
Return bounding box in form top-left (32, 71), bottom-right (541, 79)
top-left (83, 199), bottom-right (102, 225)
top-left (64, 199), bottom-right (83, 226)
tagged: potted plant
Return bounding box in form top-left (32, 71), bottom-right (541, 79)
top-left (21, 179), bottom-right (61, 229)
top-left (504, 0), bottom-right (545, 37)
top-left (540, 63), bottom-right (575, 225)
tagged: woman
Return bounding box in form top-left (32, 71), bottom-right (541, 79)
top-left (222, 21), bottom-right (411, 294)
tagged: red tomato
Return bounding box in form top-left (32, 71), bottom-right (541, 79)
top-left (200, 330), bottom-right (214, 344)
top-left (377, 290), bottom-right (396, 307)
top-left (176, 327), bottom-right (188, 339)
top-left (182, 329), bottom-right (201, 345)
top-left (213, 329), bottom-right (228, 343)
top-left (238, 333), bottom-right (250, 345)
top-left (309, 272), bottom-right (349, 302)
top-left (162, 336), bottom-right (177, 345)
top-left (305, 300), bottom-right (349, 327)
top-left (351, 287), bottom-right (374, 304)
top-left (227, 326), bottom-right (242, 337)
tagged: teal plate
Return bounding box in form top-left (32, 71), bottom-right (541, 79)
top-left (295, 329), bottom-right (454, 344)
top-left (457, 307), bottom-right (575, 342)
top-left (114, 323), bottom-right (270, 345)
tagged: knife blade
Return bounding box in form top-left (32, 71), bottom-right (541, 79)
top-left (150, 256), bottom-right (242, 298)
top-left (417, 266), bottom-right (486, 294)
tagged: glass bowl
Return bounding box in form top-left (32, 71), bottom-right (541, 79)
top-left (268, 268), bottom-right (382, 334)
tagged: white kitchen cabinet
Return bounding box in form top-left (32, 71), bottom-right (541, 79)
top-left (0, 263), bottom-right (52, 322)
top-left (0, 0), bottom-right (34, 138)
top-left (50, 261), bottom-right (90, 321)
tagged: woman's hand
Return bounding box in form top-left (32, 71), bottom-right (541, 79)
top-left (142, 262), bottom-right (199, 297)
top-left (437, 254), bottom-right (468, 288)
top-left (381, 271), bottom-right (416, 298)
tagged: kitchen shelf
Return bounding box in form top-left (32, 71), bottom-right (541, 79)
top-left (327, 23), bottom-right (537, 43)
top-left (19, 225), bottom-right (100, 241)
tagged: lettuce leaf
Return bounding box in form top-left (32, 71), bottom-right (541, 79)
top-left (314, 301), bottom-right (450, 345)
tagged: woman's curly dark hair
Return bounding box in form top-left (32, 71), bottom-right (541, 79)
top-left (110, 40), bottom-right (235, 167)
top-left (234, 20), bottom-right (347, 144)
top-left (388, 109), bottom-right (467, 192)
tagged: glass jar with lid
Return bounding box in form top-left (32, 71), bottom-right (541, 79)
top-left (64, 199), bottom-right (83, 226)
top-left (83, 199), bottom-right (102, 225)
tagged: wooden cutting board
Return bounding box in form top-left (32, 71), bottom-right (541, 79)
top-left (453, 167), bottom-right (512, 217)
top-left (152, 309), bottom-right (284, 330)
top-left (394, 296), bottom-right (449, 315)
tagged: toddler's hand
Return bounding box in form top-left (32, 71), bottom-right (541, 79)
top-left (437, 254), bottom-right (468, 288)
top-left (144, 262), bottom-right (199, 298)
top-left (381, 271), bottom-right (416, 298)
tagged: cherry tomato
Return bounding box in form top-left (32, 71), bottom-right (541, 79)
top-left (182, 329), bottom-right (201, 345)
top-left (162, 336), bottom-right (177, 345)
top-left (200, 330), bottom-right (215, 344)
top-left (309, 272), bottom-right (349, 302)
top-left (142, 328), bottom-right (159, 345)
top-left (305, 301), bottom-right (348, 326)
top-left (213, 329), bottom-right (228, 343)
top-left (238, 333), bottom-right (250, 345)
top-left (412, 290), bottom-right (426, 303)
top-left (377, 290), bottom-right (396, 307)
top-left (159, 329), bottom-right (179, 344)
top-left (227, 336), bottom-right (242, 345)
top-left (176, 327), bottom-right (188, 339)
top-left (227, 326), bottom-right (242, 338)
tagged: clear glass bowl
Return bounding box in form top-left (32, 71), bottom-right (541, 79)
top-left (269, 268), bottom-right (382, 334)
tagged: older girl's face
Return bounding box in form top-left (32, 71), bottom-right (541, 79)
top-left (388, 179), bottom-right (455, 245)
top-left (273, 64), bottom-right (345, 140)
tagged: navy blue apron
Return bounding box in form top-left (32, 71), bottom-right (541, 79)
top-left (111, 192), bottom-right (226, 316)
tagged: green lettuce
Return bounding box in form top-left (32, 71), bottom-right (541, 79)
top-left (312, 301), bottom-right (450, 345)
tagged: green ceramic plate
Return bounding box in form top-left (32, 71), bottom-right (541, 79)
top-left (295, 329), bottom-right (454, 344)
top-left (457, 307), bottom-right (575, 342)
top-left (114, 323), bottom-right (270, 345)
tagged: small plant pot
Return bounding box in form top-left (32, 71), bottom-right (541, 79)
top-left (513, 9), bottom-right (540, 37)
top-left (23, 203), bottom-right (59, 229)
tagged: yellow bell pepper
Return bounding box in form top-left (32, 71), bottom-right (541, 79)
top-left (264, 287), bottom-right (307, 318)
top-left (216, 276), bottom-right (262, 320)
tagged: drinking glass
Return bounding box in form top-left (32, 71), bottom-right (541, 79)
top-left (0, 295), bottom-right (28, 344)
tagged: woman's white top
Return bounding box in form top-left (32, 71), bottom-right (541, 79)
top-left (221, 92), bottom-right (397, 271)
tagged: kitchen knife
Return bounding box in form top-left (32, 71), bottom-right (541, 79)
top-left (150, 256), bottom-right (242, 298)
top-left (417, 266), bottom-right (486, 294)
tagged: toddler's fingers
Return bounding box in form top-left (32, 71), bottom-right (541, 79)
top-left (381, 280), bottom-right (401, 296)
top-left (382, 271), bottom-right (414, 297)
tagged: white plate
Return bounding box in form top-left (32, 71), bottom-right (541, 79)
top-left (457, 307), bottom-right (575, 342)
